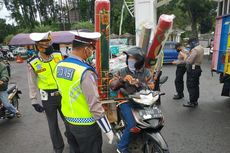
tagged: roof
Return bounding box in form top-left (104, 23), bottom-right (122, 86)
top-left (9, 31), bottom-right (75, 45)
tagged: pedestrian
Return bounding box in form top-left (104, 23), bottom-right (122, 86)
top-left (0, 61), bottom-right (21, 118)
top-left (54, 30), bottom-right (114, 153)
top-left (27, 31), bottom-right (76, 153)
top-left (220, 73), bottom-right (230, 97)
top-left (182, 38), bottom-right (204, 107)
top-left (172, 42), bottom-right (188, 100)
top-left (109, 47), bottom-right (155, 153)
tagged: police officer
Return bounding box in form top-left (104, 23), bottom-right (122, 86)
top-left (172, 43), bottom-right (188, 100)
top-left (27, 32), bottom-right (76, 153)
top-left (183, 38), bottom-right (204, 107)
top-left (54, 31), bottom-right (114, 153)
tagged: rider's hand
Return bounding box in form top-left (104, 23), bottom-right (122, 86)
top-left (148, 82), bottom-right (155, 90)
top-left (123, 75), bottom-right (134, 83)
top-left (0, 80), bottom-right (3, 85)
top-left (105, 130), bottom-right (114, 144)
top-left (32, 104), bottom-right (44, 113)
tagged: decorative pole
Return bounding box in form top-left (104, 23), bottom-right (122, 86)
top-left (95, 0), bottom-right (110, 100)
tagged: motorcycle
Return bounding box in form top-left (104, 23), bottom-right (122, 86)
top-left (108, 76), bottom-right (169, 153)
top-left (0, 83), bottom-right (22, 119)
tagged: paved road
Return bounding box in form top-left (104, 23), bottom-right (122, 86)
top-left (0, 56), bottom-right (229, 153)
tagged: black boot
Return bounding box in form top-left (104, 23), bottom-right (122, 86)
top-left (183, 102), bottom-right (196, 108)
top-left (173, 93), bottom-right (184, 100)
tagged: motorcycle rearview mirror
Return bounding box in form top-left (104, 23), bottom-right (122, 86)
top-left (159, 76), bottom-right (168, 85)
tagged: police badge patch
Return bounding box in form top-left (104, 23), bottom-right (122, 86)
top-left (36, 64), bottom-right (42, 70)
top-left (57, 66), bottom-right (75, 81)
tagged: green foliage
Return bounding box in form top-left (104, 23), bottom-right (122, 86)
top-left (110, 0), bottom-right (135, 35)
top-left (3, 34), bottom-right (14, 44)
top-left (71, 21), bottom-right (94, 31)
top-left (158, 0), bottom-right (217, 38)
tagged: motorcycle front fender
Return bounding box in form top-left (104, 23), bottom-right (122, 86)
top-left (145, 132), bottom-right (169, 150)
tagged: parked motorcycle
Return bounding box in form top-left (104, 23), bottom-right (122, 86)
top-left (109, 76), bottom-right (169, 153)
top-left (0, 83), bottom-right (22, 119)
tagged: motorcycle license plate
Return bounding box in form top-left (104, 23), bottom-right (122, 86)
top-left (139, 107), bottom-right (162, 120)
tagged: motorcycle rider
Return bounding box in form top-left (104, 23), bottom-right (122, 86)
top-left (0, 61), bottom-right (21, 118)
top-left (110, 46), bottom-right (155, 153)
top-left (172, 43), bottom-right (188, 99)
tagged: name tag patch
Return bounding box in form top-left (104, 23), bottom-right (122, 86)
top-left (57, 66), bottom-right (75, 80)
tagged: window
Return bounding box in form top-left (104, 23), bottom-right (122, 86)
top-left (224, 0), bottom-right (228, 15)
top-left (219, 1), bottom-right (223, 16)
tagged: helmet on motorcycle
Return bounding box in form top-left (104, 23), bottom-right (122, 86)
top-left (123, 47), bottom-right (145, 70)
top-left (188, 37), bottom-right (199, 50)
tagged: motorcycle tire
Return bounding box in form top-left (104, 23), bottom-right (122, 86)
top-left (143, 137), bottom-right (168, 153)
top-left (11, 96), bottom-right (19, 110)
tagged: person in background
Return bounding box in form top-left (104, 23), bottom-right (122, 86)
top-left (0, 61), bottom-right (21, 118)
top-left (182, 38), bottom-right (204, 108)
top-left (172, 43), bottom-right (188, 100)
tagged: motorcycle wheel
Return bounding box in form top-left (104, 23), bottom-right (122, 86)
top-left (11, 96), bottom-right (19, 110)
top-left (143, 137), bottom-right (166, 153)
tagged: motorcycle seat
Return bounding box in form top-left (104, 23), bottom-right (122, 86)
top-left (7, 84), bottom-right (16, 94)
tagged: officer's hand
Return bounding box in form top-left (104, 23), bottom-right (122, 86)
top-left (105, 130), bottom-right (114, 144)
top-left (32, 104), bottom-right (44, 113)
top-left (172, 60), bottom-right (177, 65)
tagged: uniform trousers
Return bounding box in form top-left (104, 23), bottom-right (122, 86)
top-left (68, 122), bottom-right (103, 153)
top-left (175, 64), bottom-right (186, 96)
top-left (42, 91), bottom-right (78, 153)
top-left (186, 65), bottom-right (202, 103)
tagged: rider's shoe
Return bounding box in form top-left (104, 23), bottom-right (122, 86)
top-left (16, 110), bottom-right (21, 118)
top-left (116, 148), bottom-right (130, 153)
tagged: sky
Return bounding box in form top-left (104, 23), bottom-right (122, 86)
top-left (0, 3), bottom-right (15, 25)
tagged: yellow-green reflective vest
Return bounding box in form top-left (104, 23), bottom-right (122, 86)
top-left (55, 57), bottom-right (96, 125)
top-left (29, 52), bottom-right (62, 90)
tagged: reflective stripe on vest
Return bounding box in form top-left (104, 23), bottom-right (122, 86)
top-left (30, 52), bottom-right (62, 90)
top-left (55, 57), bottom-right (96, 125)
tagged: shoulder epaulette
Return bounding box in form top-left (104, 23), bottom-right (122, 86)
top-left (27, 55), bottom-right (38, 63)
top-left (52, 50), bottom-right (61, 54)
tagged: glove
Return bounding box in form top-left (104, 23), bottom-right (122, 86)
top-left (32, 104), bottom-right (44, 113)
top-left (96, 115), bottom-right (114, 144)
top-left (106, 130), bottom-right (114, 144)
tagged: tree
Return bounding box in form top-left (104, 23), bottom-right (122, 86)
top-left (178, 0), bottom-right (217, 38)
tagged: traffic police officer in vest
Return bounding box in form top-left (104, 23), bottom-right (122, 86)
top-left (182, 38), bottom-right (204, 107)
top-left (54, 30), bottom-right (114, 153)
top-left (27, 32), bottom-right (76, 153)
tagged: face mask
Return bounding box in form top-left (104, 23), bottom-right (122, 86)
top-left (44, 46), bottom-right (54, 55)
top-left (128, 59), bottom-right (136, 73)
top-left (84, 47), bottom-right (94, 61)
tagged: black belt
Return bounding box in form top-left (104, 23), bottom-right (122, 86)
top-left (42, 89), bottom-right (59, 96)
